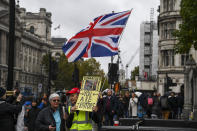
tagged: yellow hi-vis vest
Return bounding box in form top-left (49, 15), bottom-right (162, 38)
top-left (68, 106), bottom-right (92, 131)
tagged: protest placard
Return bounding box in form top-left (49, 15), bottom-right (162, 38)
top-left (76, 76), bottom-right (101, 111)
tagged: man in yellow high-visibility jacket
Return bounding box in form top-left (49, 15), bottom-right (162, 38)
top-left (65, 88), bottom-right (99, 131)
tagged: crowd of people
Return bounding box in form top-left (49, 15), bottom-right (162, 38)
top-left (101, 90), bottom-right (184, 123)
top-left (0, 86), bottom-right (184, 131)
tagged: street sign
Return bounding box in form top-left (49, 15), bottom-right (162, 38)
top-left (38, 83), bottom-right (42, 92)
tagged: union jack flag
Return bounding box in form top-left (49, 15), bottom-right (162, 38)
top-left (62, 10), bottom-right (132, 62)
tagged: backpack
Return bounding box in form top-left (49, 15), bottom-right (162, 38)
top-left (161, 97), bottom-right (168, 109)
top-left (148, 98), bottom-right (153, 105)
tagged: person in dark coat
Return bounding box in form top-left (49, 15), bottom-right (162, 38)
top-left (0, 87), bottom-right (22, 131)
top-left (97, 92), bottom-right (104, 131)
top-left (177, 93), bottom-right (184, 119)
top-left (168, 92), bottom-right (178, 119)
top-left (151, 92), bottom-right (161, 118)
top-left (160, 93), bottom-right (170, 119)
top-left (25, 99), bottom-right (41, 131)
top-left (102, 89), bottom-right (116, 126)
top-left (35, 93), bottom-right (65, 131)
top-left (122, 91), bottom-right (130, 118)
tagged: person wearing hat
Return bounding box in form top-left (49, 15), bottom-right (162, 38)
top-left (65, 87), bottom-right (99, 131)
top-left (0, 87), bottom-right (23, 131)
top-left (35, 93), bottom-right (66, 131)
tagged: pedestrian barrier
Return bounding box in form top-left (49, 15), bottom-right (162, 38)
top-left (119, 118), bottom-right (197, 129)
top-left (101, 126), bottom-right (197, 131)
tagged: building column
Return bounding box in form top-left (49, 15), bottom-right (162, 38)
top-left (193, 69), bottom-right (197, 120)
top-left (182, 68), bottom-right (193, 120)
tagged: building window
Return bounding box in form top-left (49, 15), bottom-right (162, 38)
top-left (170, 50), bottom-right (175, 66)
top-left (168, 22), bottom-right (176, 39)
top-left (181, 54), bottom-right (189, 66)
top-left (163, 50), bottom-right (169, 66)
top-left (162, 50), bottom-right (175, 67)
top-left (164, 0), bottom-right (175, 12)
top-left (161, 22), bottom-right (176, 40)
top-left (30, 26), bottom-right (34, 34)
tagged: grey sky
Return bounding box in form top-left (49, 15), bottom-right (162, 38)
top-left (20, 0), bottom-right (160, 74)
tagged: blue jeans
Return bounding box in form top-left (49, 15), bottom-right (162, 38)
top-left (124, 110), bottom-right (129, 118)
top-left (104, 113), bottom-right (113, 126)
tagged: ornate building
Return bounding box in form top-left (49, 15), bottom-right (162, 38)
top-left (158, 0), bottom-right (184, 95)
top-left (158, 0), bottom-right (197, 96)
top-left (0, 0), bottom-right (54, 96)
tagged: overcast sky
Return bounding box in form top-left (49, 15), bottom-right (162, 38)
top-left (20, 0), bottom-right (160, 75)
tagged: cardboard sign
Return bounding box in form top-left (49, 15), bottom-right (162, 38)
top-left (76, 76), bottom-right (101, 112)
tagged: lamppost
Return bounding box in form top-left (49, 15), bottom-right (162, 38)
top-left (7, 0), bottom-right (15, 91)
top-left (54, 54), bottom-right (60, 91)
top-left (72, 63), bottom-right (79, 87)
top-left (48, 52), bottom-right (52, 95)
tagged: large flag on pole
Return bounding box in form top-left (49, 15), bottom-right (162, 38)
top-left (62, 10), bottom-right (132, 62)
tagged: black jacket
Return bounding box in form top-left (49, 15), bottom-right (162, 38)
top-left (35, 106), bottom-right (65, 131)
top-left (25, 107), bottom-right (41, 131)
top-left (102, 96), bottom-right (117, 115)
top-left (0, 99), bottom-right (22, 131)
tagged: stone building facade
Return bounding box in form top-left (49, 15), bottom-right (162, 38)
top-left (51, 38), bottom-right (67, 58)
top-left (0, 0), bottom-right (53, 96)
top-left (158, 0), bottom-right (183, 95)
top-left (158, 0), bottom-right (197, 95)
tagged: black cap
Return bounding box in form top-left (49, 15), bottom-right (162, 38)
top-left (0, 87), bottom-right (6, 98)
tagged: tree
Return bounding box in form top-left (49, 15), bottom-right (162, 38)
top-left (131, 66), bottom-right (139, 80)
top-left (173, 0), bottom-right (197, 53)
top-left (42, 54), bottom-right (109, 91)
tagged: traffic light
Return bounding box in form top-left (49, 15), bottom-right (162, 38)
top-left (108, 63), bottom-right (119, 84)
top-left (51, 60), bottom-right (58, 80)
top-left (165, 74), bottom-right (177, 92)
top-left (72, 64), bottom-right (79, 86)
top-left (167, 75), bottom-right (177, 86)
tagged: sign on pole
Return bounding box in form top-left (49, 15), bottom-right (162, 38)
top-left (38, 83), bottom-right (42, 93)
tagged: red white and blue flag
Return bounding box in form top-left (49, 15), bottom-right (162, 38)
top-left (62, 10), bottom-right (132, 62)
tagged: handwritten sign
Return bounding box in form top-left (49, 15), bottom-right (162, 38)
top-left (76, 90), bottom-right (99, 111)
top-left (76, 76), bottom-right (101, 111)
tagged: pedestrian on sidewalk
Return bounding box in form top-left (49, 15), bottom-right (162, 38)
top-left (0, 87), bottom-right (22, 131)
top-left (122, 91), bottom-right (130, 118)
top-left (151, 92), bottom-right (161, 119)
top-left (168, 92), bottom-right (178, 119)
top-left (177, 93), bottom-right (184, 119)
top-left (160, 93), bottom-right (170, 120)
top-left (25, 98), bottom-right (41, 131)
top-left (102, 89), bottom-right (116, 126)
top-left (35, 93), bottom-right (66, 131)
top-left (128, 92), bottom-right (138, 118)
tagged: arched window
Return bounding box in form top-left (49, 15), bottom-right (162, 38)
top-left (30, 26), bottom-right (34, 34)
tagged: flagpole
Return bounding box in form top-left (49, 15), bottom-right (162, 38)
top-left (100, 9), bottom-right (133, 92)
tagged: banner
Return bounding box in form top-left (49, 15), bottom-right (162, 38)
top-left (76, 76), bottom-right (101, 111)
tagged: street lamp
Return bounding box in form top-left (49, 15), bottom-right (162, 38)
top-left (48, 52), bottom-right (52, 95)
top-left (7, 0), bottom-right (16, 91)
top-left (72, 63), bottom-right (79, 87)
